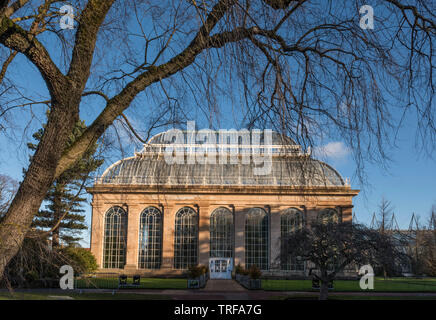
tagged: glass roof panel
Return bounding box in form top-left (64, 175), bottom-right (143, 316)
top-left (97, 130), bottom-right (345, 187)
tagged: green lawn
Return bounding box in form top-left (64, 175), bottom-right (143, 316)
top-left (329, 295), bottom-right (436, 300)
top-left (0, 291), bottom-right (172, 300)
top-left (262, 277), bottom-right (436, 292)
top-left (75, 277), bottom-right (187, 290)
top-left (270, 294), bottom-right (436, 300)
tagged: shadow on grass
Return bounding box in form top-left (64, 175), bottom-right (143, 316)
top-left (262, 278), bottom-right (436, 293)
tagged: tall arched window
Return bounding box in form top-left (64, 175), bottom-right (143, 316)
top-left (174, 207), bottom-right (198, 269)
top-left (103, 206), bottom-right (127, 269)
top-left (245, 208), bottom-right (269, 270)
top-left (281, 208), bottom-right (304, 271)
top-left (138, 206), bottom-right (162, 269)
top-left (210, 207), bottom-right (234, 258)
top-left (317, 208), bottom-right (339, 224)
top-left (317, 209), bottom-right (340, 271)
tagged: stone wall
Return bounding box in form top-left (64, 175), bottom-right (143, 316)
top-left (89, 185), bottom-right (358, 277)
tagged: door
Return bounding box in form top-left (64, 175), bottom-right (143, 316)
top-left (209, 258), bottom-right (233, 279)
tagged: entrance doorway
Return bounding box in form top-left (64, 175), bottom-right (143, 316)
top-left (209, 258), bottom-right (233, 279)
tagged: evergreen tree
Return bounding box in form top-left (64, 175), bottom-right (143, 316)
top-left (28, 121), bottom-right (103, 247)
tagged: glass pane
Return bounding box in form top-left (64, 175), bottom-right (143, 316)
top-left (245, 208), bottom-right (269, 270)
top-left (138, 206), bottom-right (162, 269)
top-left (210, 207), bottom-right (234, 258)
top-left (174, 207), bottom-right (198, 269)
top-left (280, 208), bottom-right (305, 271)
top-left (102, 206), bottom-right (127, 269)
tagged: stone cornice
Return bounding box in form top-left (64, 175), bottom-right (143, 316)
top-left (87, 184), bottom-right (359, 197)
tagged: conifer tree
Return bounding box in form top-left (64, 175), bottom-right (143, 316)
top-left (28, 121), bottom-right (103, 247)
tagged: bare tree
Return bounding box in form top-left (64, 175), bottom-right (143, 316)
top-left (0, 174), bottom-right (18, 218)
top-left (373, 197), bottom-right (405, 277)
top-left (420, 206), bottom-right (436, 276)
top-left (377, 197), bottom-right (394, 233)
top-left (0, 0), bottom-right (434, 278)
top-left (282, 221), bottom-right (410, 300)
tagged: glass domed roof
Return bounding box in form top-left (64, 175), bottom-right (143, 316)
top-left (97, 130), bottom-right (345, 187)
top-left (147, 130), bottom-right (296, 146)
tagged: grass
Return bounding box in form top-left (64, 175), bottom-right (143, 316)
top-left (75, 277), bottom-right (187, 290)
top-left (262, 277), bottom-right (436, 292)
top-left (270, 294), bottom-right (436, 300)
top-left (0, 291), bottom-right (172, 300)
top-left (329, 295), bottom-right (436, 300)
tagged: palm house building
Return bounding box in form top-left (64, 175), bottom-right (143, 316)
top-left (88, 129), bottom-right (359, 278)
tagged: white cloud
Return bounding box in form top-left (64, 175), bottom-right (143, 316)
top-left (313, 141), bottom-right (350, 161)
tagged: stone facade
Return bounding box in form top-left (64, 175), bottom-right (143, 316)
top-left (88, 184), bottom-right (359, 276)
top-left (88, 129), bottom-right (359, 277)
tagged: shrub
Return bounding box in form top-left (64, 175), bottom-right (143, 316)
top-left (24, 270), bottom-right (39, 283)
top-left (62, 247), bottom-right (98, 274)
top-left (199, 264), bottom-right (209, 275)
top-left (235, 264), bottom-right (251, 276)
top-left (235, 263), bottom-right (244, 274)
top-left (2, 238), bottom-right (97, 288)
top-left (248, 265), bottom-right (262, 279)
top-left (2, 236), bottom-right (65, 288)
top-left (187, 265), bottom-right (205, 278)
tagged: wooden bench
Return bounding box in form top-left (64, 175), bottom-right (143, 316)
top-left (312, 278), bottom-right (334, 290)
top-left (118, 275), bottom-right (141, 288)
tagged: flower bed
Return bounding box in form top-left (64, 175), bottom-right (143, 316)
top-left (187, 265), bottom-right (209, 289)
top-left (235, 264), bottom-right (262, 290)
top-left (235, 274), bottom-right (262, 289)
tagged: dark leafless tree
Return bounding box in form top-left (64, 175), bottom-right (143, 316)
top-left (282, 221), bottom-right (410, 300)
top-left (418, 206), bottom-right (436, 276)
top-left (0, 174), bottom-right (18, 218)
top-left (377, 196), bottom-right (395, 233)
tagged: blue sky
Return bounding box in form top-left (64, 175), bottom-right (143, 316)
top-left (0, 1), bottom-right (434, 247)
top-left (326, 125), bottom-right (436, 229)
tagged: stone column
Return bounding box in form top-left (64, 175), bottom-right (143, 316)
top-left (301, 205), bottom-right (307, 226)
top-left (269, 208), bottom-right (281, 270)
top-left (125, 204), bottom-right (141, 270)
top-left (198, 204), bottom-right (210, 266)
top-left (90, 202), bottom-right (107, 269)
top-left (234, 207), bottom-right (245, 268)
top-left (162, 205), bottom-right (175, 269)
top-left (306, 208), bottom-right (318, 227)
top-left (342, 205), bottom-right (353, 223)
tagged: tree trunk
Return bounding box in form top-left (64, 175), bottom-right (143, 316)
top-left (52, 228), bottom-right (60, 248)
top-left (0, 0), bottom-right (114, 281)
top-left (51, 189), bottom-right (62, 249)
top-left (0, 100), bottom-right (77, 280)
top-left (319, 280), bottom-right (329, 300)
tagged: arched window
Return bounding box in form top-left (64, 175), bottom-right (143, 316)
top-left (138, 206), bottom-right (162, 269)
top-left (317, 209), bottom-right (340, 271)
top-left (280, 208), bottom-right (304, 271)
top-left (317, 208), bottom-right (339, 224)
top-left (245, 208), bottom-right (269, 270)
top-left (210, 207), bottom-right (234, 258)
top-left (103, 206), bottom-right (127, 269)
top-left (174, 207), bottom-right (198, 269)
